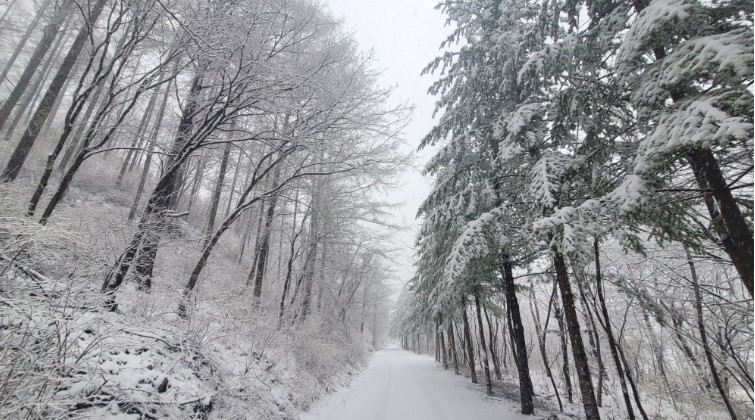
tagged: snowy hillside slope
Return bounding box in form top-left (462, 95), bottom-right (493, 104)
top-left (0, 187), bottom-right (368, 419)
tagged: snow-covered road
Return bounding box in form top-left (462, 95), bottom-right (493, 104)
top-left (301, 347), bottom-right (531, 420)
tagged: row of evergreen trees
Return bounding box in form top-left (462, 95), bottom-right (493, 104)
top-left (393, 0), bottom-right (752, 418)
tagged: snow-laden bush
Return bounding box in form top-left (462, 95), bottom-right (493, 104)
top-left (0, 204), bottom-right (108, 418)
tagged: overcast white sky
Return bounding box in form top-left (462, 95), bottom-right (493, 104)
top-left (325, 0), bottom-right (448, 291)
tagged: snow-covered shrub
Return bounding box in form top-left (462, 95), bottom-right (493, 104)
top-left (0, 202), bottom-right (108, 418)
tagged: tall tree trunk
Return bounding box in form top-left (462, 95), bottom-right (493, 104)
top-left (316, 239), bottom-right (327, 311)
top-left (1, 0), bottom-right (109, 182)
top-left (448, 321), bottom-right (460, 375)
top-left (168, 161), bottom-right (189, 210)
top-left (246, 193), bottom-right (269, 285)
top-left (461, 294), bottom-right (478, 384)
top-left (501, 254), bottom-right (534, 413)
top-left (0, 0), bottom-right (20, 29)
top-left (224, 148), bottom-right (243, 219)
top-left (133, 231), bottom-right (157, 289)
top-left (251, 165), bottom-right (282, 301)
top-left (500, 315), bottom-right (509, 370)
top-left (554, 299), bottom-right (573, 404)
top-left (278, 191), bottom-right (301, 326)
top-left (204, 141), bottom-right (232, 247)
top-left (687, 148), bottom-right (753, 298)
top-left (38, 79), bottom-right (152, 225)
top-left (179, 149), bottom-right (300, 317)
top-left (482, 303), bottom-right (501, 380)
top-left (39, 57), bottom-right (78, 137)
top-left (298, 189), bottom-right (321, 323)
top-left (185, 155), bottom-right (206, 216)
top-left (439, 318), bottom-right (448, 369)
top-left (58, 72), bottom-right (107, 172)
top-left (474, 291), bottom-right (493, 395)
top-left (128, 79), bottom-right (172, 221)
top-left (116, 83), bottom-right (161, 186)
top-left (641, 310), bottom-right (665, 379)
top-left (553, 249), bottom-right (600, 419)
top-left (103, 72), bottom-right (203, 294)
top-left (237, 214), bottom-right (253, 263)
top-left (615, 336), bottom-right (649, 420)
top-left (576, 273), bottom-right (606, 407)
top-left (686, 247), bottom-right (740, 419)
top-left (530, 282), bottom-right (563, 411)
top-left (26, 29), bottom-right (130, 216)
top-left (0, 0), bottom-right (57, 97)
top-left (593, 239), bottom-right (639, 420)
top-left (5, 16), bottom-right (71, 137)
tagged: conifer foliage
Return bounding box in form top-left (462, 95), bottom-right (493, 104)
top-left (393, 0), bottom-right (752, 418)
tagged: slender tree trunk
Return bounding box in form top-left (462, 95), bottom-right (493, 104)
top-left (641, 310), bottom-right (665, 378)
top-left (204, 141), bottom-right (232, 247)
top-left (288, 246), bottom-right (316, 322)
top-left (316, 239), bottom-right (327, 311)
top-left (58, 73), bottom-right (106, 172)
top-left (179, 149), bottom-right (300, 317)
top-left (26, 29), bottom-right (131, 216)
top-left (530, 282), bottom-right (563, 411)
top-left (5, 15), bottom-right (70, 137)
top-left (299, 190), bottom-right (320, 323)
top-left (128, 78), bottom-right (172, 221)
top-left (116, 84), bottom-right (161, 186)
top-left (246, 193), bottom-right (268, 285)
top-left (501, 254), bottom-right (534, 413)
top-left (500, 316), bottom-right (509, 371)
top-left (224, 148), bottom-right (243, 219)
top-left (185, 155), bottom-right (206, 215)
top-left (439, 319), bottom-right (448, 369)
top-left (234, 156), bottom-right (253, 237)
top-left (278, 230), bottom-right (298, 328)
top-left (461, 294), bottom-right (478, 384)
top-left (0, 0), bottom-right (57, 93)
top-left (686, 247), bottom-right (740, 419)
top-left (252, 166), bottom-right (282, 301)
top-left (593, 239), bottom-right (638, 419)
top-left (1, 0), bottom-right (109, 182)
top-left (554, 299), bottom-right (573, 404)
top-left (39, 57), bottom-right (78, 137)
top-left (576, 273), bottom-right (606, 407)
top-left (0, 0), bottom-right (20, 29)
top-left (278, 199), bottom-right (300, 326)
top-left (553, 249), bottom-right (600, 419)
top-left (39, 89), bottom-right (144, 226)
top-left (474, 291), bottom-right (493, 395)
top-left (237, 215), bottom-right (252, 263)
top-left (482, 304), bottom-right (501, 380)
top-left (616, 336), bottom-right (649, 420)
top-left (24, 63), bottom-right (77, 216)
top-left (448, 321), bottom-right (459, 374)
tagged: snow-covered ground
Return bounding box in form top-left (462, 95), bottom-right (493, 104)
top-left (302, 347), bottom-right (532, 420)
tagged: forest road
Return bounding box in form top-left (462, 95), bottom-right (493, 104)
top-left (300, 347), bottom-right (531, 420)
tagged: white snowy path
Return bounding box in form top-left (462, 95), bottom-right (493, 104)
top-left (301, 347), bottom-right (532, 420)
